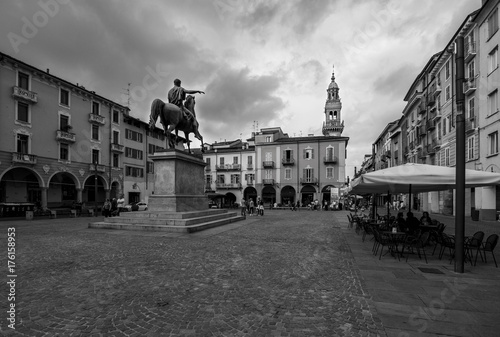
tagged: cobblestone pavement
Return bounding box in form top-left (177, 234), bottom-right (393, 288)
top-left (0, 210), bottom-right (385, 336)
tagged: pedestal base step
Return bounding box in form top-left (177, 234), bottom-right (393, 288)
top-left (89, 213), bottom-right (245, 233)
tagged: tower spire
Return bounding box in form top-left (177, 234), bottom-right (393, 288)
top-left (322, 63), bottom-right (344, 136)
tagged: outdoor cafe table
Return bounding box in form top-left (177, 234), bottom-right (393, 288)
top-left (382, 231), bottom-right (408, 259)
top-left (419, 225), bottom-right (438, 232)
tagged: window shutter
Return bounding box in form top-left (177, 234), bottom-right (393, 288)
top-left (311, 149), bottom-right (314, 159)
top-left (303, 149), bottom-right (306, 159)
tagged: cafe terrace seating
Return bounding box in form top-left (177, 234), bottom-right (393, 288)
top-left (477, 234), bottom-right (498, 268)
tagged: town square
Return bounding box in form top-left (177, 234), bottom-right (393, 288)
top-left (1, 0), bottom-right (500, 336)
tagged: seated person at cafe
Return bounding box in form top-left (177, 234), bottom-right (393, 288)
top-left (419, 211), bottom-right (433, 226)
top-left (394, 212), bottom-right (407, 232)
top-left (406, 212), bottom-right (421, 234)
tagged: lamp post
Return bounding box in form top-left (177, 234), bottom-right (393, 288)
top-left (94, 161), bottom-right (98, 217)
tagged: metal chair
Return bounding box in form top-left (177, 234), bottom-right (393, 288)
top-left (403, 231), bottom-right (430, 264)
top-left (465, 231), bottom-right (485, 266)
top-left (476, 234), bottom-right (498, 268)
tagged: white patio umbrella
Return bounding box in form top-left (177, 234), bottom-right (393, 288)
top-left (349, 163), bottom-right (500, 195)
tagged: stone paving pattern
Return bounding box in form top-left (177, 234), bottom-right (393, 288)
top-left (0, 210), bottom-right (385, 336)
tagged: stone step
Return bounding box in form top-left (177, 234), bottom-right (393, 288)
top-left (88, 214), bottom-right (245, 233)
top-left (105, 211), bottom-right (238, 226)
top-left (121, 209), bottom-right (230, 219)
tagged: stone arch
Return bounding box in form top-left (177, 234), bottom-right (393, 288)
top-left (83, 174), bottom-right (108, 204)
top-left (0, 166), bottom-right (45, 188)
top-left (0, 167), bottom-right (45, 205)
top-left (243, 186), bottom-right (257, 203)
top-left (225, 192), bottom-right (237, 208)
top-left (262, 185), bottom-right (276, 205)
top-left (280, 185), bottom-right (296, 205)
top-left (300, 185), bottom-right (316, 205)
top-left (47, 171), bottom-right (81, 190)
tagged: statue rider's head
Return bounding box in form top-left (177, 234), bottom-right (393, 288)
top-left (174, 79), bottom-right (181, 86)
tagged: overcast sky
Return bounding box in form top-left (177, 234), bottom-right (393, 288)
top-left (0, 0), bottom-right (481, 177)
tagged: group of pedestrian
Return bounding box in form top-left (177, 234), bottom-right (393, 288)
top-left (240, 197), bottom-right (264, 216)
top-left (102, 195), bottom-right (125, 218)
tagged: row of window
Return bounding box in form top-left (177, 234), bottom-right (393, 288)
top-left (16, 71), bottom-right (121, 122)
top-left (205, 148), bottom-right (337, 166)
top-left (205, 167), bottom-right (337, 184)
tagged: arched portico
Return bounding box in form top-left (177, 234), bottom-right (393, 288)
top-left (280, 185), bottom-right (296, 206)
top-left (47, 172), bottom-right (80, 208)
top-left (83, 175), bottom-right (108, 207)
top-left (321, 185), bottom-right (336, 205)
top-left (0, 167), bottom-right (45, 206)
top-left (244, 187), bottom-right (257, 204)
top-left (225, 192), bottom-right (237, 208)
top-left (300, 185), bottom-right (316, 205)
top-left (262, 186), bottom-right (276, 206)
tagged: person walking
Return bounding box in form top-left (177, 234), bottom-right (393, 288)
top-left (117, 194), bottom-right (125, 215)
top-left (240, 198), bottom-right (247, 216)
top-left (103, 199), bottom-right (111, 218)
top-left (258, 199), bottom-right (264, 216)
top-left (249, 198), bottom-right (254, 216)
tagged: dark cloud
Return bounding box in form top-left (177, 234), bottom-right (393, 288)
top-left (198, 66), bottom-right (285, 141)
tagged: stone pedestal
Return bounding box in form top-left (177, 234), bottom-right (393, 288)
top-left (148, 149), bottom-right (207, 212)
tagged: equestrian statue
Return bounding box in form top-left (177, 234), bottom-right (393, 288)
top-left (149, 79), bottom-right (205, 153)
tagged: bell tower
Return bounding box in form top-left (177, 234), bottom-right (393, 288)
top-left (322, 64), bottom-right (344, 136)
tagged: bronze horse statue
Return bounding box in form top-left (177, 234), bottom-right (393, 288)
top-left (148, 95), bottom-right (204, 153)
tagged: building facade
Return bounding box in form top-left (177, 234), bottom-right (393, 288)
top-left (201, 66), bottom-right (349, 207)
top-left (0, 51), bottom-right (183, 213)
top-left (362, 0), bottom-right (500, 220)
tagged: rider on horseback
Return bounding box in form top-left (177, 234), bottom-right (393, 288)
top-left (168, 79), bottom-right (205, 122)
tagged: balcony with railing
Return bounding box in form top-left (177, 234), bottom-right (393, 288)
top-left (246, 164), bottom-right (253, 170)
top-left (323, 156), bottom-right (337, 164)
top-left (216, 164), bottom-right (241, 171)
top-left (262, 161), bottom-right (275, 168)
top-left (204, 183), bottom-right (215, 192)
top-left (12, 152), bottom-right (37, 165)
top-left (465, 42), bottom-right (476, 62)
top-left (427, 93), bottom-right (435, 107)
top-left (109, 143), bottom-right (123, 152)
top-left (246, 180), bottom-right (254, 186)
top-left (56, 130), bottom-right (76, 143)
top-left (409, 141), bottom-right (415, 150)
top-left (426, 119), bottom-right (436, 131)
top-left (89, 163), bottom-right (106, 173)
top-left (300, 177), bottom-right (318, 185)
top-left (282, 158), bottom-right (295, 166)
top-left (463, 77), bottom-right (476, 95)
top-left (417, 103), bottom-right (427, 114)
top-left (427, 144), bottom-right (436, 155)
top-left (433, 82), bottom-right (442, 96)
top-left (204, 166), bottom-right (211, 172)
top-left (12, 86), bottom-right (38, 104)
top-left (89, 113), bottom-right (106, 125)
top-left (431, 108), bottom-right (442, 121)
top-left (418, 125), bottom-right (426, 137)
top-left (431, 138), bottom-right (441, 150)
top-left (263, 179), bottom-right (275, 185)
top-left (215, 182), bottom-right (242, 189)
top-left (465, 116), bottom-right (476, 133)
